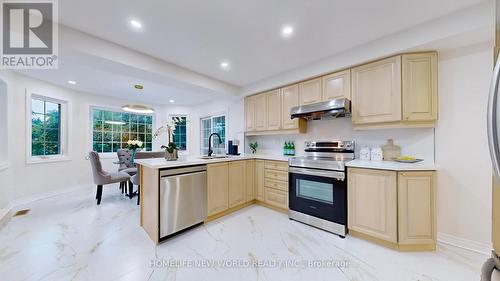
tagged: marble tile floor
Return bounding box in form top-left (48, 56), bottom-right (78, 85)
top-left (0, 186), bottom-right (488, 281)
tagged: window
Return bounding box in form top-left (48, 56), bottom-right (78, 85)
top-left (27, 93), bottom-right (68, 163)
top-left (171, 116), bottom-right (187, 151)
top-left (92, 108), bottom-right (153, 153)
top-left (200, 115), bottom-right (226, 155)
top-left (31, 98), bottom-right (61, 156)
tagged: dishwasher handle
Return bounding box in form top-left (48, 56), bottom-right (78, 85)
top-left (160, 165), bottom-right (207, 178)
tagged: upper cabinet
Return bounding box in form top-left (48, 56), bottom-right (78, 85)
top-left (245, 95), bottom-right (256, 132)
top-left (245, 85), bottom-right (306, 135)
top-left (254, 93), bottom-right (267, 131)
top-left (299, 78), bottom-right (322, 105)
top-left (281, 84), bottom-right (299, 130)
top-left (266, 89), bottom-right (282, 130)
top-left (402, 53), bottom-right (438, 121)
top-left (351, 56), bottom-right (402, 125)
top-left (322, 69), bottom-right (351, 101)
top-left (244, 51), bottom-right (438, 133)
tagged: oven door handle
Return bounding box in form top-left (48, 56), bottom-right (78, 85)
top-left (289, 167), bottom-right (345, 181)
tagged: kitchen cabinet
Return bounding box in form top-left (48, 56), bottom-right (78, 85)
top-left (348, 168), bottom-right (398, 242)
top-left (264, 188), bottom-right (288, 210)
top-left (402, 53), bottom-right (438, 121)
top-left (266, 89), bottom-right (282, 130)
top-left (254, 93), bottom-right (267, 131)
top-left (255, 160), bottom-right (265, 201)
top-left (207, 163), bottom-right (229, 216)
top-left (351, 56), bottom-right (402, 125)
top-left (348, 167), bottom-right (437, 250)
top-left (322, 69), bottom-right (351, 101)
top-left (245, 95), bottom-right (256, 131)
top-left (245, 160), bottom-right (255, 202)
top-left (228, 161), bottom-right (246, 208)
top-left (398, 171), bottom-right (436, 245)
top-left (299, 77), bottom-right (322, 105)
top-left (281, 84), bottom-right (300, 129)
top-left (262, 160), bottom-right (289, 211)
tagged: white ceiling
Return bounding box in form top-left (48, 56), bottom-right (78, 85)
top-left (16, 0), bottom-right (488, 106)
top-left (58, 0), bottom-right (485, 87)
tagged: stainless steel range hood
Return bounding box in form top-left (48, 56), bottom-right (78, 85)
top-left (290, 98), bottom-right (351, 120)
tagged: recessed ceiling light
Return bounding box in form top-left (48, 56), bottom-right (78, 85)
top-left (220, 61), bottom-right (231, 71)
top-left (130, 19), bottom-right (143, 29)
top-left (169, 99), bottom-right (175, 103)
top-left (281, 25), bottom-right (294, 38)
top-left (68, 80), bottom-right (76, 85)
top-left (121, 104), bottom-right (154, 114)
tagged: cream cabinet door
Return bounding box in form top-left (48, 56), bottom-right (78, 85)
top-left (254, 94), bottom-right (267, 131)
top-left (348, 168), bottom-right (398, 243)
top-left (245, 96), bottom-right (256, 131)
top-left (207, 163), bottom-right (229, 216)
top-left (281, 84), bottom-right (299, 129)
top-left (245, 160), bottom-right (255, 202)
top-left (266, 89), bottom-right (282, 130)
top-left (351, 56), bottom-right (402, 124)
top-left (299, 78), bottom-right (322, 105)
top-left (398, 171), bottom-right (436, 245)
top-left (228, 161), bottom-right (246, 208)
top-left (402, 53), bottom-right (438, 121)
top-left (322, 70), bottom-right (351, 101)
top-left (255, 160), bottom-right (265, 201)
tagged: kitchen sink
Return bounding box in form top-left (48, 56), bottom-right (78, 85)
top-left (199, 155), bottom-right (229, 160)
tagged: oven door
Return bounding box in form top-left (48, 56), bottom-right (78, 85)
top-left (289, 167), bottom-right (346, 225)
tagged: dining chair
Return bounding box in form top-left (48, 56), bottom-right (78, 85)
top-left (89, 151), bottom-right (130, 205)
top-left (131, 151), bottom-right (165, 205)
top-left (116, 149), bottom-right (138, 196)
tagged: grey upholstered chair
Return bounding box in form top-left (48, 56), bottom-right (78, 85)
top-left (117, 149), bottom-right (138, 196)
top-left (131, 151), bottom-right (165, 205)
top-left (89, 151), bottom-right (130, 205)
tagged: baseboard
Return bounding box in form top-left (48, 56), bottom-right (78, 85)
top-left (437, 232), bottom-right (492, 256)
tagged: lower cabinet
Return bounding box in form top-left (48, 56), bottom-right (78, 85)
top-left (228, 161), bottom-right (246, 208)
top-left (347, 167), bottom-right (436, 250)
top-left (207, 162), bottom-right (229, 216)
top-left (398, 171), bottom-right (436, 245)
top-left (262, 160), bottom-right (289, 211)
top-left (255, 160), bottom-right (265, 201)
top-left (348, 168), bottom-right (398, 242)
top-left (245, 160), bottom-right (255, 202)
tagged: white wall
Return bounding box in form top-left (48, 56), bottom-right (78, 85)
top-left (0, 79), bottom-right (7, 166)
top-left (247, 119), bottom-right (435, 161)
top-left (0, 72), bottom-right (169, 203)
top-left (188, 98), bottom-right (245, 156)
top-left (435, 42), bottom-right (493, 247)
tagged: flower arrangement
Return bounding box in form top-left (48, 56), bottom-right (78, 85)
top-left (154, 117), bottom-right (184, 160)
top-left (126, 140), bottom-right (143, 150)
top-left (126, 140), bottom-right (143, 163)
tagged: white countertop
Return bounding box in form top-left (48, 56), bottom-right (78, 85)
top-left (345, 159), bottom-right (437, 171)
top-left (134, 154), bottom-right (292, 169)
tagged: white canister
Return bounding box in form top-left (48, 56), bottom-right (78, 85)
top-left (359, 147), bottom-right (371, 160)
top-left (371, 147), bottom-right (383, 161)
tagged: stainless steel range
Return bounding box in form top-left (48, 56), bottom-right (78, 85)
top-left (288, 140), bottom-right (354, 238)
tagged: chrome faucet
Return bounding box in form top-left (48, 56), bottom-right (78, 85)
top-left (208, 133), bottom-right (222, 157)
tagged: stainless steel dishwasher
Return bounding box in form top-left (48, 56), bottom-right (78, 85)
top-left (159, 165), bottom-right (207, 239)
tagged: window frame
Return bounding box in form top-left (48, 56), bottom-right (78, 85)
top-left (200, 113), bottom-right (227, 156)
top-left (26, 91), bottom-right (70, 164)
top-left (89, 105), bottom-right (156, 158)
top-left (169, 114), bottom-right (188, 152)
